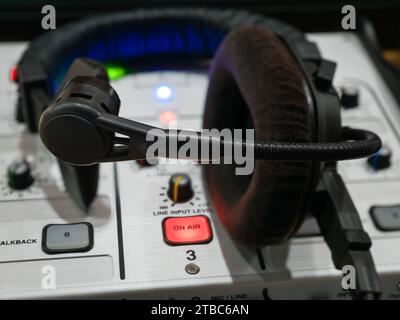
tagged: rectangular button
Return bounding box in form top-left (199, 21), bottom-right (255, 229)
top-left (163, 215), bottom-right (212, 246)
top-left (42, 223), bottom-right (93, 254)
top-left (370, 205), bottom-right (400, 231)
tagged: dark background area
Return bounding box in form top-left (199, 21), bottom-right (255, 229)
top-left (0, 1), bottom-right (399, 49)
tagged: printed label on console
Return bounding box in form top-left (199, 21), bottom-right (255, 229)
top-left (153, 207), bottom-right (213, 216)
top-left (0, 238), bottom-right (38, 246)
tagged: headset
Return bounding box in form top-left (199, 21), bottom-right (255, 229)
top-left (16, 8), bottom-right (382, 249)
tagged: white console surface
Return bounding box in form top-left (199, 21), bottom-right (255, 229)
top-left (0, 32), bottom-right (400, 299)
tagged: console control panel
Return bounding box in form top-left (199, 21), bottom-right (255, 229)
top-left (0, 33), bottom-right (400, 299)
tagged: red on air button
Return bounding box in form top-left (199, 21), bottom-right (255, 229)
top-left (163, 215), bottom-right (212, 246)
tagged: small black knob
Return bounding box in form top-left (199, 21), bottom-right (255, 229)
top-left (367, 146), bottom-right (392, 170)
top-left (7, 159), bottom-right (34, 190)
top-left (167, 173), bottom-right (194, 203)
top-left (341, 86), bottom-right (359, 108)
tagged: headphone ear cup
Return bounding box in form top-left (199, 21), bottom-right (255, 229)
top-left (203, 26), bottom-right (315, 247)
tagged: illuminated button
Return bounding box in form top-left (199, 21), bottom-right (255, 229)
top-left (136, 158), bottom-right (157, 167)
top-left (10, 65), bottom-right (18, 83)
top-left (159, 110), bottom-right (177, 125)
top-left (163, 215), bottom-right (212, 246)
top-left (155, 85), bottom-right (173, 100)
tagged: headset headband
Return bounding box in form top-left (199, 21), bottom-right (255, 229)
top-left (17, 8), bottom-right (328, 134)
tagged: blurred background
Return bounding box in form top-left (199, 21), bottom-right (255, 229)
top-left (0, 1), bottom-right (398, 46)
top-left (3, 1), bottom-right (399, 103)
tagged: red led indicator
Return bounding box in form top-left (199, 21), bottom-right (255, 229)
top-left (10, 65), bottom-right (18, 83)
top-left (163, 215), bottom-right (212, 246)
top-left (159, 110), bottom-right (177, 125)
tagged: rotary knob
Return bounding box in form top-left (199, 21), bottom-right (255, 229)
top-left (367, 146), bottom-right (392, 171)
top-left (167, 173), bottom-right (194, 203)
top-left (340, 86), bottom-right (359, 109)
top-left (7, 159), bottom-right (34, 190)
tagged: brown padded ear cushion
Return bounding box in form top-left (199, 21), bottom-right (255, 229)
top-left (203, 26), bottom-right (315, 247)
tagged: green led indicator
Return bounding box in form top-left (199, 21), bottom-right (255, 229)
top-left (105, 64), bottom-right (128, 80)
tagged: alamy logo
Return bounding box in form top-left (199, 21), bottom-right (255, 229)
top-left (41, 265), bottom-right (56, 290)
top-left (41, 5), bottom-right (56, 30)
top-left (146, 124), bottom-right (255, 175)
top-left (341, 265), bottom-right (356, 290)
top-left (341, 5), bottom-right (356, 30)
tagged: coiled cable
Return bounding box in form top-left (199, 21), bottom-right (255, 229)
top-left (253, 127), bottom-right (382, 162)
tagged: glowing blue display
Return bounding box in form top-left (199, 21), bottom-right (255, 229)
top-left (50, 23), bottom-right (225, 93)
top-left (155, 85), bottom-right (173, 100)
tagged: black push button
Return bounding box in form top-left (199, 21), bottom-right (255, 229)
top-left (340, 86), bottom-right (359, 108)
top-left (42, 223), bottom-right (94, 254)
top-left (370, 205), bottom-right (400, 231)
